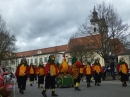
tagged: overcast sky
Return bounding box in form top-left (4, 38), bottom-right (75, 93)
top-left (0, 0), bottom-right (130, 52)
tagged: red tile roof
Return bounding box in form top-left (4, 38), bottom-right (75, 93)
top-left (67, 34), bottom-right (125, 54)
top-left (16, 45), bottom-right (67, 57)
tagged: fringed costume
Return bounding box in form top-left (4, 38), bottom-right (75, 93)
top-left (29, 63), bottom-right (36, 86)
top-left (93, 59), bottom-right (103, 86)
top-left (41, 55), bottom-right (59, 97)
top-left (36, 62), bottom-right (45, 88)
top-left (117, 57), bottom-right (129, 87)
top-left (83, 62), bottom-right (93, 87)
top-left (71, 57), bottom-right (84, 91)
top-left (15, 58), bottom-right (29, 94)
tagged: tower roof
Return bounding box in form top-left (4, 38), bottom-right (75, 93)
top-left (90, 6), bottom-right (99, 23)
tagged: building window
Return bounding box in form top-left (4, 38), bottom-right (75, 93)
top-left (94, 27), bottom-right (96, 32)
top-left (39, 58), bottom-right (42, 63)
top-left (44, 57), bottom-right (48, 63)
top-left (31, 59), bottom-right (33, 63)
top-left (38, 50), bottom-right (42, 54)
top-left (17, 60), bottom-right (19, 65)
top-left (68, 58), bottom-right (72, 65)
top-left (35, 58), bottom-right (37, 65)
top-left (27, 59), bottom-right (29, 64)
top-left (13, 61), bottom-right (15, 65)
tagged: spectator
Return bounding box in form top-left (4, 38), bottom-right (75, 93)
top-left (106, 62), bottom-right (111, 76)
top-left (110, 60), bottom-right (115, 80)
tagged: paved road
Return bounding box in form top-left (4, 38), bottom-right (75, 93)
top-left (11, 79), bottom-right (130, 97)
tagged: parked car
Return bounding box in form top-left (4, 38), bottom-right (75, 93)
top-left (3, 71), bottom-right (12, 83)
top-left (0, 66), bottom-right (6, 87)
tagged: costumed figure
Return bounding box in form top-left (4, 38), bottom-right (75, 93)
top-left (34, 65), bottom-right (38, 83)
top-left (116, 57), bottom-right (129, 87)
top-left (41, 55), bottom-right (59, 97)
top-left (56, 54), bottom-right (73, 87)
top-left (59, 54), bottom-right (69, 74)
top-left (29, 63), bottom-right (36, 86)
top-left (79, 67), bottom-right (84, 82)
top-left (93, 59), bottom-right (103, 86)
top-left (0, 83), bottom-right (13, 97)
top-left (83, 62), bottom-right (93, 87)
top-left (36, 62), bottom-right (45, 88)
top-left (71, 56), bottom-right (84, 91)
top-left (15, 58), bottom-right (29, 94)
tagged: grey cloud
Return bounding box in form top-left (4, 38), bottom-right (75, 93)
top-left (0, 0), bottom-right (130, 52)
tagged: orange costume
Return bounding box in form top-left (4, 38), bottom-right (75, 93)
top-left (83, 62), bottom-right (93, 87)
top-left (116, 57), bottom-right (129, 87)
top-left (42, 55), bottom-right (59, 97)
top-left (36, 62), bottom-right (45, 88)
top-left (15, 58), bottom-right (29, 94)
top-left (92, 59), bottom-right (103, 86)
top-left (29, 63), bottom-right (36, 86)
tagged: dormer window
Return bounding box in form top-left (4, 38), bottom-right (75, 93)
top-left (38, 50), bottom-right (42, 54)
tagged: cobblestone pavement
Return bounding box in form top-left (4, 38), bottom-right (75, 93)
top-left (11, 78), bottom-right (130, 97)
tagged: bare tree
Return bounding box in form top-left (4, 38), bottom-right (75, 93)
top-left (0, 15), bottom-right (17, 64)
top-left (67, 34), bottom-right (96, 63)
top-left (77, 2), bottom-right (130, 65)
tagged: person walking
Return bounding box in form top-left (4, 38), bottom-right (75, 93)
top-left (71, 56), bottom-right (84, 91)
top-left (83, 62), bottom-right (93, 87)
top-left (41, 55), bottom-right (59, 97)
top-left (109, 60), bottom-right (115, 80)
top-left (29, 63), bottom-right (36, 86)
top-left (106, 62), bottom-right (111, 76)
top-left (92, 59), bottom-right (103, 86)
top-left (34, 65), bottom-right (38, 83)
top-left (117, 57), bottom-right (129, 87)
top-left (36, 62), bottom-right (45, 88)
top-left (15, 58), bottom-right (29, 94)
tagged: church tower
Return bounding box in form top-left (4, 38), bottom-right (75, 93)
top-left (90, 6), bottom-right (99, 34)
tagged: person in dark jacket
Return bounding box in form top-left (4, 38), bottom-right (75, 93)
top-left (110, 60), bottom-right (115, 80)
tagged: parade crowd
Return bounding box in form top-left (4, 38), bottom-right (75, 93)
top-left (14, 55), bottom-right (129, 97)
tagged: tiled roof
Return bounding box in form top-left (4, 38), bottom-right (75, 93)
top-left (15, 34), bottom-right (126, 57)
top-left (67, 34), bottom-right (125, 54)
top-left (67, 34), bottom-right (105, 52)
top-left (118, 49), bottom-right (130, 55)
top-left (16, 45), bottom-right (67, 57)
